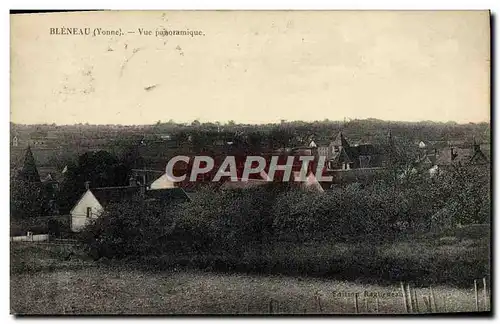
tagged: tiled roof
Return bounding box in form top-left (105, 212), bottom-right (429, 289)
top-left (435, 146), bottom-right (489, 166)
top-left (326, 167), bottom-right (386, 184)
top-left (221, 179), bottom-right (269, 190)
top-left (145, 187), bottom-right (190, 202)
top-left (91, 186), bottom-right (140, 207)
top-left (332, 132), bottom-right (349, 147)
top-left (90, 186), bottom-right (190, 207)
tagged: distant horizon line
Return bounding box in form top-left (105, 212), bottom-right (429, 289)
top-left (9, 117), bottom-right (491, 127)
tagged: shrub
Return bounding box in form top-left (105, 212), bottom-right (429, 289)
top-left (81, 198), bottom-right (178, 259)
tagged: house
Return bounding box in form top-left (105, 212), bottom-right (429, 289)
top-left (414, 151), bottom-right (438, 171)
top-left (157, 133), bottom-right (172, 141)
top-left (131, 169), bottom-right (164, 187)
top-left (317, 146), bottom-right (329, 159)
top-left (131, 168), bottom-right (187, 190)
top-left (326, 132), bottom-right (389, 170)
top-left (435, 141), bottom-right (489, 169)
top-left (325, 167), bottom-right (387, 187)
top-left (308, 139), bottom-right (331, 160)
top-left (292, 171), bottom-right (324, 192)
top-left (69, 183), bottom-right (190, 232)
top-left (220, 169), bottom-right (324, 192)
top-left (149, 173), bottom-right (176, 190)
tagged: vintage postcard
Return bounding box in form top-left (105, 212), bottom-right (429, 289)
top-left (10, 10), bottom-right (491, 315)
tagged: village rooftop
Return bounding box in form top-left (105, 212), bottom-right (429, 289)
top-left (165, 155), bottom-right (333, 182)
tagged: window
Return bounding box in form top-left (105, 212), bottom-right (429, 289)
top-left (334, 146), bottom-right (339, 153)
top-left (86, 207), bottom-right (92, 218)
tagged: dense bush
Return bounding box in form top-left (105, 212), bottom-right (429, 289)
top-left (80, 166), bottom-right (490, 285)
top-left (10, 180), bottom-right (44, 219)
top-left (83, 167), bottom-right (489, 252)
top-left (10, 215), bottom-right (70, 237)
top-left (82, 199), bottom-right (180, 259)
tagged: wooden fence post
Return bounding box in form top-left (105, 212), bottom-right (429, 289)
top-left (413, 288), bottom-right (419, 313)
top-left (407, 284), bottom-right (413, 313)
top-left (483, 278), bottom-right (488, 311)
top-left (400, 282), bottom-right (409, 313)
top-left (474, 279), bottom-right (479, 312)
top-left (430, 286), bottom-right (437, 312)
top-left (354, 293), bottom-right (359, 314)
top-left (423, 296), bottom-right (431, 313)
top-left (316, 294), bottom-right (323, 313)
top-left (375, 294), bottom-right (380, 314)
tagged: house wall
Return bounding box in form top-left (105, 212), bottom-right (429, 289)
top-left (10, 234), bottom-right (49, 242)
top-left (149, 173), bottom-right (176, 190)
top-left (317, 146), bottom-right (329, 160)
top-left (70, 190), bottom-right (103, 232)
top-left (326, 167), bottom-right (386, 186)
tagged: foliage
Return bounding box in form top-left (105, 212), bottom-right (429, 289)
top-left (10, 180), bottom-right (44, 219)
top-left (57, 151), bottom-right (133, 214)
top-left (10, 215), bottom-right (70, 236)
top-left (82, 161), bottom-right (490, 262)
top-left (442, 165), bottom-right (491, 225)
top-left (81, 198), bottom-right (178, 259)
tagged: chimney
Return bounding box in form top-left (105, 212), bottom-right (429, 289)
top-left (473, 142), bottom-right (480, 153)
top-left (84, 181), bottom-right (90, 190)
top-left (139, 174), bottom-right (147, 198)
top-left (129, 176), bottom-right (136, 187)
top-left (450, 147), bottom-right (457, 161)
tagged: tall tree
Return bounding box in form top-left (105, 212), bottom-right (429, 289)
top-left (17, 146), bottom-right (40, 183)
top-left (57, 151), bottom-right (132, 214)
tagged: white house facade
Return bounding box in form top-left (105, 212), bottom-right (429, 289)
top-left (69, 190), bottom-right (104, 232)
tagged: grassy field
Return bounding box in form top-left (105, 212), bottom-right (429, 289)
top-left (10, 233), bottom-right (491, 315)
top-left (126, 224), bottom-right (491, 288)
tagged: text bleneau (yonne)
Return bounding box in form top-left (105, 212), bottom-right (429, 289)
top-left (49, 27), bottom-right (124, 37)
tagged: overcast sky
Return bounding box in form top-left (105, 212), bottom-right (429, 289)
top-left (10, 11), bottom-right (490, 125)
